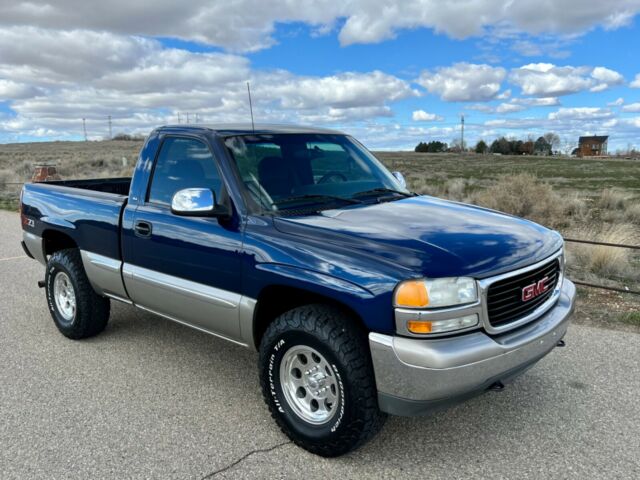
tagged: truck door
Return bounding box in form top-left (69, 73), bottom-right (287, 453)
top-left (121, 135), bottom-right (244, 342)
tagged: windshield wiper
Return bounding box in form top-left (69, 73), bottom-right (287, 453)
top-left (352, 188), bottom-right (417, 199)
top-left (274, 194), bottom-right (363, 208)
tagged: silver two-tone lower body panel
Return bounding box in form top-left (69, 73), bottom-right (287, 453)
top-left (80, 250), bottom-right (256, 348)
top-left (23, 231), bottom-right (47, 265)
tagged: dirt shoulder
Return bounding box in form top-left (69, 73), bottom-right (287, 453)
top-left (572, 285), bottom-right (640, 334)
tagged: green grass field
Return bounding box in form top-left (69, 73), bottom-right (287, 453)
top-left (376, 151), bottom-right (640, 195)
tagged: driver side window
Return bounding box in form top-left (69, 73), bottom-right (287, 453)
top-left (148, 137), bottom-right (222, 205)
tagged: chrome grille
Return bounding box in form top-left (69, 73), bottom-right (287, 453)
top-left (486, 259), bottom-right (560, 328)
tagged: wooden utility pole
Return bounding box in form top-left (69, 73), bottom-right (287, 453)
top-left (460, 114), bottom-right (465, 152)
top-left (108, 115), bottom-right (112, 140)
top-left (82, 118), bottom-right (88, 141)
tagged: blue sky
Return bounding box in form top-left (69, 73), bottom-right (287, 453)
top-left (1, 1), bottom-right (640, 151)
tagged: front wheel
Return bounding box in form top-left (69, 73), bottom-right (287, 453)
top-left (258, 304), bottom-right (386, 457)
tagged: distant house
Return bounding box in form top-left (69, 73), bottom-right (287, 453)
top-left (577, 135), bottom-right (608, 157)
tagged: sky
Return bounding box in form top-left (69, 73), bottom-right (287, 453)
top-left (1, 0), bottom-right (640, 151)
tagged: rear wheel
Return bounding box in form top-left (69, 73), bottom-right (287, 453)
top-left (258, 304), bottom-right (386, 457)
top-left (45, 248), bottom-right (110, 339)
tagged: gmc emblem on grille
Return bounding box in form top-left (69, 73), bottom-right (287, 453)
top-left (522, 276), bottom-right (550, 302)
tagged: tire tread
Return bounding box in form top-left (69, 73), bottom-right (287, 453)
top-left (46, 248), bottom-right (110, 339)
top-left (259, 304), bottom-right (386, 457)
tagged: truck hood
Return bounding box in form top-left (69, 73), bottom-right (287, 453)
top-left (273, 196), bottom-right (563, 279)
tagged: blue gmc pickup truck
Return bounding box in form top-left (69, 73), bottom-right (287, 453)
top-left (20, 124), bottom-right (575, 456)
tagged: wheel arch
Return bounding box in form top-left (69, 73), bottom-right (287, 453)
top-left (251, 285), bottom-right (368, 350)
top-left (42, 229), bottom-right (78, 256)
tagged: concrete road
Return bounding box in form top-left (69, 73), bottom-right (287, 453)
top-left (1, 210), bottom-right (638, 479)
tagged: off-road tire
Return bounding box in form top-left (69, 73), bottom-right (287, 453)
top-left (258, 304), bottom-right (386, 457)
top-left (45, 248), bottom-right (110, 339)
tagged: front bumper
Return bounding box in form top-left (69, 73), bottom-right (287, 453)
top-left (370, 279), bottom-right (576, 416)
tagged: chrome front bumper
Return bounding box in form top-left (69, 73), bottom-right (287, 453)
top-left (370, 279), bottom-right (576, 416)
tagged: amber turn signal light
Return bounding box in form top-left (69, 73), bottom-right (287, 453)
top-left (407, 320), bottom-right (432, 334)
top-left (394, 280), bottom-right (429, 308)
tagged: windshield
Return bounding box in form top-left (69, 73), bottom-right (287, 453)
top-left (224, 133), bottom-right (407, 213)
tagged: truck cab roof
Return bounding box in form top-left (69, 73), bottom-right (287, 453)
top-left (157, 123), bottom-right (345, 136)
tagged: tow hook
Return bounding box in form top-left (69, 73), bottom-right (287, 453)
top-left (556, 339), bottom-right (566, 347)
top-left (37, 280), bottom-right (45, 288)
top-left (489, 381), bottom-right (505, 391)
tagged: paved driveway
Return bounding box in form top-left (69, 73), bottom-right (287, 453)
top-left (0, 210), bottom-right (638, 479)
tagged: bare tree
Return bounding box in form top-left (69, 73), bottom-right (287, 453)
top-left (543, 132), bottom-right (560, 153)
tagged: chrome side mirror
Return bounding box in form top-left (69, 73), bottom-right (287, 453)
top-left (392, 171), bottom-right (407, 189)
top-left (171, 188), bottom-right (229, 217)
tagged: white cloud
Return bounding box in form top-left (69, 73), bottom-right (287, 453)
top-left (4, 1), bottom-right (638, 52)
top-left (512, 97), bottom-right (560, 107)
top-left (2, 2), bottom-right (640, 149)
top-left (496, 103), bottom-right (527, 114)
top-left (622, 102), bottom-right (640, 112)
top-left (265, 70), bottom-right (417, 110)
top-left (608, 97), bottom-right (625, 106)
top-left (0, 28), bottom-right (418, 139)
top-left (0, 79), bottom-right (43, 100)
top-left (412, 109), bottom-right (444, 121)
top-left (631, 74), bottom-right (640, 88)
top-left (510, 63), bottom-right (624, 97)
top-left (0, 27), bottom-right (157, 85)
top-left (591, 67), bottom-right (625, 87)
top-left (417, 63), bottom-right (506, 102)
top-left (548, 107), bottom-right (614, 120)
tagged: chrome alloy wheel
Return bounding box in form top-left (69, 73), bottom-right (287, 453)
top-left (53, 272), bottom-right (76, 322)
top-left (279, 345), bottom-right (340, 425)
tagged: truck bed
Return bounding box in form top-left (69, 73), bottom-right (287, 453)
top-left (21, 178), bottom-right (130, 261)
top-left (42, 177), bottom-right (131, 196)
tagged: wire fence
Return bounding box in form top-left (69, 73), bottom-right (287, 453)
top-left (1, 181), bottom-right (638, 295)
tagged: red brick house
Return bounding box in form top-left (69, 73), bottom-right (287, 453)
top-left (577, 136), bottom-right (608, 157)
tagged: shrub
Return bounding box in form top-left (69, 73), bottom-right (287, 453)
top-left (624, 202), bottom-right (640, 224)
top-left (469, 173), bottom-right (567, 228)
top-left (443, 178), bottom-right (468, 201)
top-left (598, 188), bottom-right (629, 210)
top-left (569, 223), bottom-right (636, 279)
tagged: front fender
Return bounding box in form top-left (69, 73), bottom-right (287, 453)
top-left (255, 263), bottom-right (375, 299)
top-left (247, 262), bottom-right (396, 339)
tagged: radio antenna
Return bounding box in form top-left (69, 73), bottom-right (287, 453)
top-left (247, 82), bottom-right (255, 132)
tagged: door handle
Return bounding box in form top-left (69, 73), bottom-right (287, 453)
top-left (134, 220), bottom-right (152, 238)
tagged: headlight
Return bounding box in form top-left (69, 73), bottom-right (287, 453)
top-left (394, 277), bottom-right (478, 309)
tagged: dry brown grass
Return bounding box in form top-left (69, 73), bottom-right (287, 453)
top-left (467, 173), bottom-right (578, 229)
top-left (624, 202), bottom-right (640, 224)
top-left (597, 188), bottom-right (629, 210)
top-left (0, 140), bottom-right (141, 184)
top-left (567, 223), bottom-right (637, 280)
